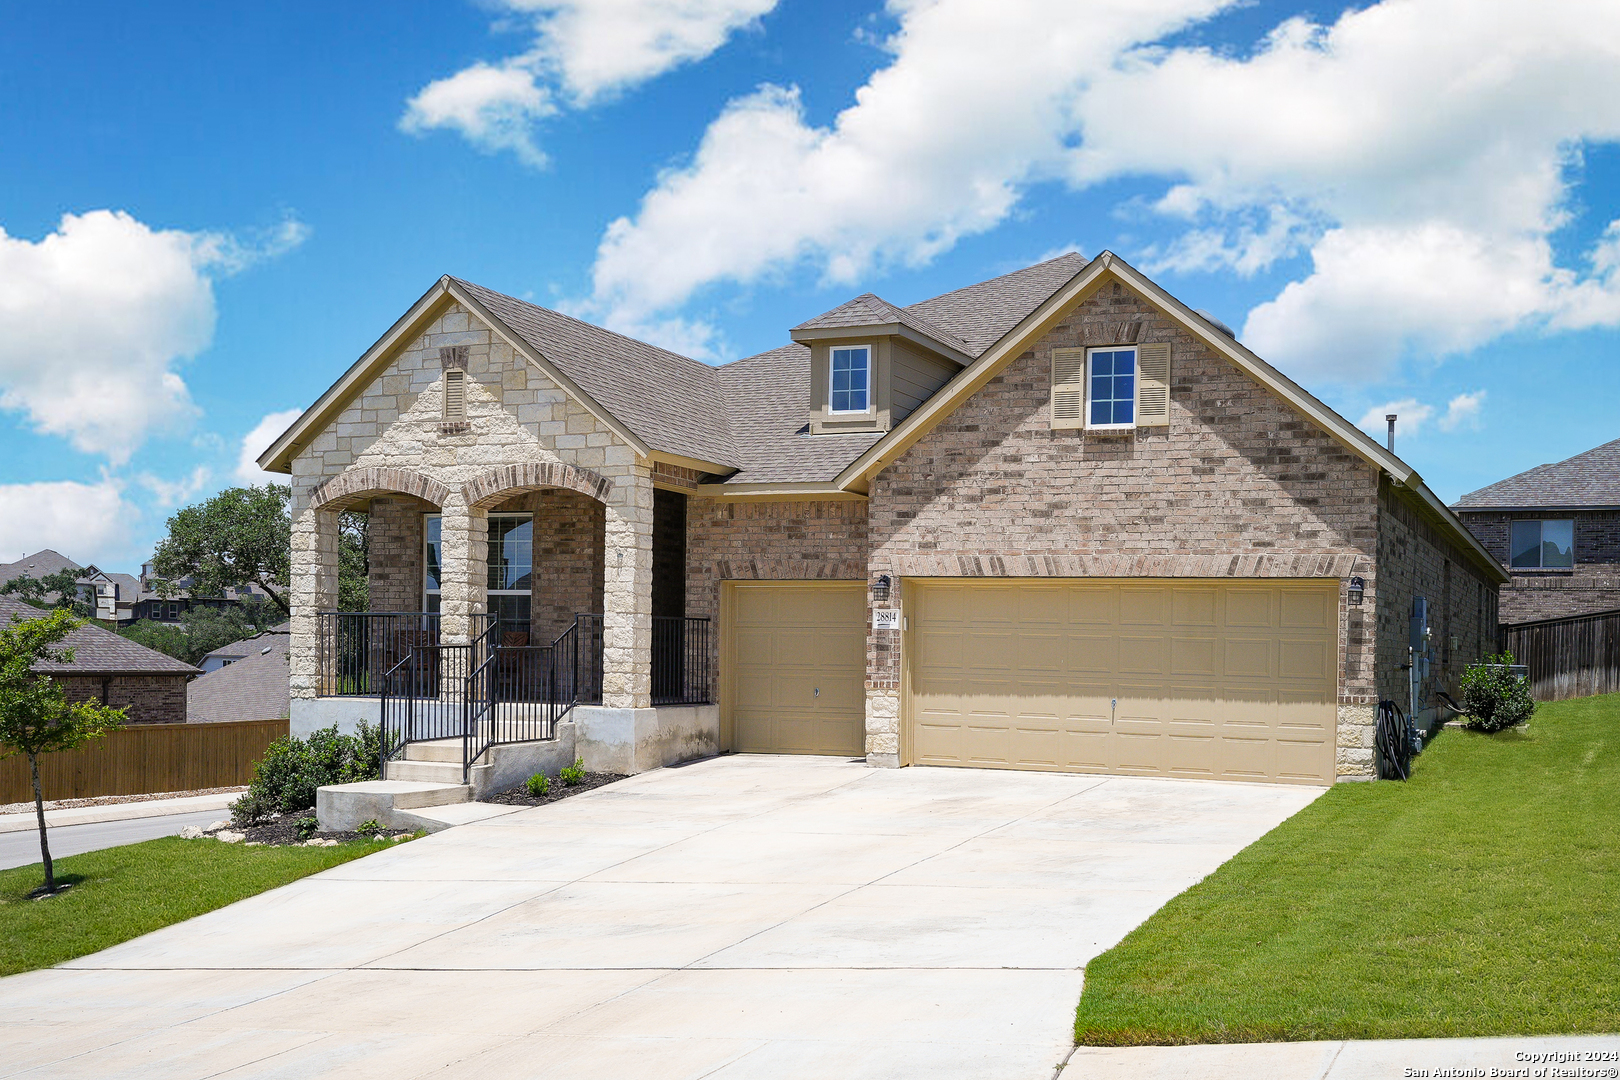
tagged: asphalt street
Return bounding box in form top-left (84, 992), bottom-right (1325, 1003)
top-left (0, 809), bottom-right (226, 871)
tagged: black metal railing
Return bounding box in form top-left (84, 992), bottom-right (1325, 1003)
top-left (318, 611), bottom-right (493, 697)
top-left (652, 616), bottom-right (711, 705)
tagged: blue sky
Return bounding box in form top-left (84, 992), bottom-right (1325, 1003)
top-left (2, 0), bottom-right (1618, 572)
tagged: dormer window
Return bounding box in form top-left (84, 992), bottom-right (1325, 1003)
top-left (830, 346), bottom-right (871, 413)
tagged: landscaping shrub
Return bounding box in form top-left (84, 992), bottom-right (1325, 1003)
top-left (559, 758), bottom-right (586, 786)
top-left (294, 816), bottom-right (319, 841)
top-left (231, 722), bottom-right (381, 824)
top-left (1460, 652), bottom-right (1536, 733)
top-left (355, 819), bottom-right (382, 837)
top-left (525, 773), bottom-right (550, 797)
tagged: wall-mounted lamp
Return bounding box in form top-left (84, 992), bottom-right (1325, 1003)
top-left (1348, 576), bottom-right (1365, 605)
top-left (872, 574), bottom-right (892, 602)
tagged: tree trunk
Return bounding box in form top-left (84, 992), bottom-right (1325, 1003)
top-left (30, 752), bottom-right (54, 894)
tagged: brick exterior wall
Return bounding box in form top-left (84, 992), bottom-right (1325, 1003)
top-left (1457, 509), bottom-right (1620, 622)
top-left (368, 496), bottom-right (428, 613)
top-left (653, 488), bottom-right (687, 620)
top-left (686, 498), bottom-right (869, 699)
top-left (490, 488), bottom-right (606, 643)
top-left (1376, 482), bottom-right (1500, 713)
top-left (60, 675), bottom-right (188, 725)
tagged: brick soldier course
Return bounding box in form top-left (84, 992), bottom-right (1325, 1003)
top-left (259, 253), bottom-right (1505, 782)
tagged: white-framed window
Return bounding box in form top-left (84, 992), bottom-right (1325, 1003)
top-left (1510, 519), bottom-right (1574, 569)
top-left (1087, 346), bottom-right (1137, 429)
top-left (423, 513), bottom-right (533, 628)
top-left (829, 345), bottom-right (871, 414)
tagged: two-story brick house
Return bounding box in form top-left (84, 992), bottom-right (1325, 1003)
top-left (259, 251), bottom-right (1504, 787)
top-left (1453, 436), bottom-right (1620, 623)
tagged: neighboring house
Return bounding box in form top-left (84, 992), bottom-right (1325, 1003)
top-left (1453, 436), bottom-right (1620, 623)
top-left (130, 563), bottom-right (272, 624)
top-left (0, 595), bottom-right (199, 722)
top-left (187, 626), bottom-right (291, 723)
top-left (257, 251), bottom-right (1505, 786)
top-left (0, 550), bottom-right (141, 623)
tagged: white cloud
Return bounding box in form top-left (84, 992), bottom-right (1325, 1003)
top-left (1438, 389), bottom-right (1486, 433)
top-left (0, 478), bottom-right (134, 569)
top-left (236, 409), bottom-right (303, 486)
top-left (136, 466), bottom-right (212, 508)
top-left (402, 0), bottom-right (776, 165)
top-left (0, 210), bottom-right (307, 464)
top-left (401, 61), bottom-right (557, 167)
top-left (1357, 390), bottom-right (1485, 442)
top-left (586, 0), bottom-right (1620, 371)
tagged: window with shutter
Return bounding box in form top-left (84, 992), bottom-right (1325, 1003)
top-left (443, 368), bottom-right (466, 424)
top-left (1136, 342), bottom-right (1171, 426)
top-left (1051, 348), bottom-right (1085, 430)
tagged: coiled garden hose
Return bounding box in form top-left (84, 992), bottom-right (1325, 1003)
top-left (1375, 699), bottom-right (1411, 781)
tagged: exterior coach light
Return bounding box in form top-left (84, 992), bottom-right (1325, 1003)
top-left (1348, 576), bottom-right (1365, 605)
top-left (873, 575), bottom-right (891, 602)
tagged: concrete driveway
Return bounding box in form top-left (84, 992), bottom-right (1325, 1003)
top-left (0, 755), bottom-right (1321, 1080)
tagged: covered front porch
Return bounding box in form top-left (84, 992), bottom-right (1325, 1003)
top-left (290, 463), bottom-right (715, 780)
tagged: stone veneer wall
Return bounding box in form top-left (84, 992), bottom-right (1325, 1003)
top-left (864, 278), bottom-right (1385, 773)
top-left (60, 675), bottom-right (188, 724)
top-left (289, 300), bottom-right (654, 710)
top-left (1457, 509), bottom-right (1620, 622)
top-left (685, 498), bottom-right (869, 703)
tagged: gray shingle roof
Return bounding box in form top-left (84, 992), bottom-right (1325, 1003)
top-left (187, 631), bottom-right (290, 723)
top-left (905, 252), bottom-right (1088, 357)
top-left (793, 293), bottom-right (973, 356)
top-left (0, 549), bottom-right (81, 586)
top-left (454, 279), bottom-right (740, 469)
top-left (1453, 436), bottom-right (1620, 509)
top-left (0, 596), bottom-right (200, 675)
top-left (450, 253), bottom-right (1086, 486)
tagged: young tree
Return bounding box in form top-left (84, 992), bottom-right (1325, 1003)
top-left (0, 609), bottom-right (124, 895)
top-left (0, 568), bottom-right (93, 617)
top-left (150, 485), bottom-right (292, 614)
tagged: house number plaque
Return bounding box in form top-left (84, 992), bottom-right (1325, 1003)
top-left (872, 609), bottom-right (900, 630)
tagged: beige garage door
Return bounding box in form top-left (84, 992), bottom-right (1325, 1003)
top-left (909, 580), bottom-right (1338, 785)
top-left (726, 582), bottom-right (866, 756)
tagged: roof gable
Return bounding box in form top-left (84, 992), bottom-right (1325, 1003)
top-left (791, 293), bottom-right (974, 362)
top-left (1453, 436), bottom-right (1620, 509)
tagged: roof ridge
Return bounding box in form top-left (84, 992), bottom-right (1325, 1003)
top-left (450, 277), bottom-right (705, 369)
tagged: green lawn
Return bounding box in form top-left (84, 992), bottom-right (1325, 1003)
top-left (0, 837), bottom-right (383, 977)
top-left (1074, 692), bottom-right (1620, 1045)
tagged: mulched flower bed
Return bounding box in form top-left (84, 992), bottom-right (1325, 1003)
top-left (195, 811), bottom-right (417, 848)
top-left (482, 771), bottom-right (627, 807)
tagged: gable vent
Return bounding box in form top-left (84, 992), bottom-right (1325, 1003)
top-left (443, 368), bottom-right (467, 425)
top-left (1051, 348), bottom-right (1085, 430)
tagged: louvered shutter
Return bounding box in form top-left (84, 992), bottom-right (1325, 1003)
top-left (443, 368), bottom-right (467, 423)
top-left (1051, 348), bottom-right (1085, 430)
top-left (1136, 342), bottom-right (1170, 427)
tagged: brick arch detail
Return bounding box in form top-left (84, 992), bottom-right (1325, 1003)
top-left (311, 466), bottom-right (453, 510)
top-left (462, 461), bottom-right (614, 509)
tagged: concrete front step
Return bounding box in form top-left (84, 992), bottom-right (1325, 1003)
top-left (316, 780), bottom-right (470, 832)
top-left (404, 738), bottom-right (466, 764)
top-left (387, 758), bottom-right (490, 786)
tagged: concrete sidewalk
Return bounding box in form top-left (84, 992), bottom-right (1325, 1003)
top-left (1066, 1034), bottom-right (1619, 1078)
top-left (0, 792), bottom-right (240, 834)
top-left (0, 756), bottom-right (1322, 1080)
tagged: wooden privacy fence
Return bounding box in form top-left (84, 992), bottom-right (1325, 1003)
top-left (0, 719), bottom-right (287, 805)
top-left (1501, 608), bottom-right (1620, 703)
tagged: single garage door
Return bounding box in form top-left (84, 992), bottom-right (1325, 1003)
top-left (909, 580), bottom-right (1338, 785)
top-left (725, 582), bottom-right (866, 756)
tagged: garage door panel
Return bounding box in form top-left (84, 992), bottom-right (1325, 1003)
top-left (728, 583), bottom-right (865, 758)
top-left (909, 579), bottom-right (1337, 786)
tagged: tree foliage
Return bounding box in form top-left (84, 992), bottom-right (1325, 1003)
top-left (0, 608), bottom-right (125, 894)
top-left (118, 602), bottom-right (282, 666)
top-left (151, 485), bottom-right (292, 613)
top-left (0, 569), bottom-right (92, 618)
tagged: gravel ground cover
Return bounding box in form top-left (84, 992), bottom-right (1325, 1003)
top-left (0, 786), bottom-right (247, 816)
top-left (482, 771), bottom-right (627, 807)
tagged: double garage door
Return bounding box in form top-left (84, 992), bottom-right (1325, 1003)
top-left (725, 579), bottom-right (1338, 786)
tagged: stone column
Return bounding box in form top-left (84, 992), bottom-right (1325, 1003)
top-left (289, 505), bottom-right (340, 701)
top-left (437, 498), bottom-right (488, 648)
top-left (601, 463), bottom-right (654, 709)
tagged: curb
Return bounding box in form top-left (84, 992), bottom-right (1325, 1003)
top-left (0, 793), bottom-right (241, 834)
